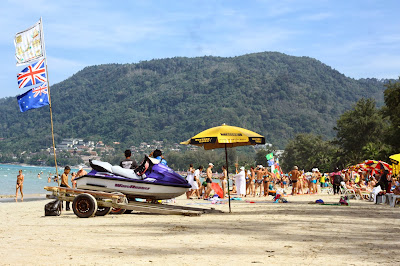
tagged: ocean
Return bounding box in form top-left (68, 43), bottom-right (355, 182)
top-left (0, 164), bottom-right (80, 195)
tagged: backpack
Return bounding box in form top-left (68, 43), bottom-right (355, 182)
top-left (333, 174), bottom-right (342, 185)
top-left (45, 200), bottom-right (62, 216)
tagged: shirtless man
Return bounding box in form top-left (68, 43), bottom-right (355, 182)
top-left (255, 166), bottom-right (264, 197)
top-left (288, 166), bottom-right (301, 195)
top-left (61, 166), bottom-right (71, 211)
top-left (71, 166), bottom-right (84, 189)
top-left (76, 166), bottom-right (87, 178)
top-left (204, 163), bottom-right (214, 199)
top-left (15, 170), bottom-right (24, 202)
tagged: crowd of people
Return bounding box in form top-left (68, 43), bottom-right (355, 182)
top-left (14, 147), bottom-right (400, 205)
top-left (184, 163), bottom-right (400, 200)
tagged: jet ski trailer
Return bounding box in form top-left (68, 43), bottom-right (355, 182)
top-left (43, 186), bottom-right (223, 218)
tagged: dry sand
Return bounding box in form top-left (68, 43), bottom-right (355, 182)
top-left (0, 193), bottom-right (399, 265)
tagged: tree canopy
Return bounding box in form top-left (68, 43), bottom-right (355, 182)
top-left (0, 52), bottom-right (387, 157)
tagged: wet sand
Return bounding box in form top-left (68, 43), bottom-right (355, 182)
top-left (0, 193), bottom-right (399, 265)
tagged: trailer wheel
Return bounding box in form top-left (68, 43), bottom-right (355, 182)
top-left (110, 207), bottom-right (126, 215)
top-left (72, 193), bottom-right (98, 218)
top-left (110, 197), bottom-right (128, 215)
top-left (95, 206), bottom-right (112, 216)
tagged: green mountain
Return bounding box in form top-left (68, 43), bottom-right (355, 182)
top-left (0, 52), bottom-right (386, 154)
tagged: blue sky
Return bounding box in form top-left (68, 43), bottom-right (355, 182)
top-left (1, 0), bottom-right (399, 99)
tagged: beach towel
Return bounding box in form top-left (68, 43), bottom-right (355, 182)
top-left (211, 182), bottom-right (224, 198)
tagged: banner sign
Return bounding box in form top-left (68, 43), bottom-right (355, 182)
top-left (14, 19), bottom-right (44, 66)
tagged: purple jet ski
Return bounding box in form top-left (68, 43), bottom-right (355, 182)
top-left (75, 156), bottom-right (191, 200)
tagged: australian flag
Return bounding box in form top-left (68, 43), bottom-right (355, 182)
top-left (17, 82), bottom-right (49, 112)
top-left (17, 58), bottom-right (47, 89)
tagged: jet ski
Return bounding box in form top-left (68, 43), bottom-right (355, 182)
top-left (74, 156), bottom-right (191, 200)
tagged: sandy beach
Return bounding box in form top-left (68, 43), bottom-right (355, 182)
top-left (1, 193), bottom-right (399, 265)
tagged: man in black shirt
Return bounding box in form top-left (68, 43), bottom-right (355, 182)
top-left (120, 150), bottom-right (138, 169)
top-left (378, 169), bottom-right (389, 192)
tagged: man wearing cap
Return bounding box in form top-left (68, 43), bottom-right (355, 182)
top-left (255, 165), bottom-right (264, 197)
top-left (288, 166), bottom-right (301, 195)
top-left (74, 166), bottom-right (87, 189)
top-left (203, 163), bottom-right (214, 199)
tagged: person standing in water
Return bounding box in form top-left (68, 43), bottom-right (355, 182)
top-left (16, 169), bottom-right (24, 202)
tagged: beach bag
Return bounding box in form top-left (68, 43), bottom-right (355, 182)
top-left (45, 200), bottom-right (61, 216)
top-left (339, 196), bottom-right (349, 206)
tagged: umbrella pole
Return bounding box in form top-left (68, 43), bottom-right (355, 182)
top-left (225, 144), bottom-right (231, 213)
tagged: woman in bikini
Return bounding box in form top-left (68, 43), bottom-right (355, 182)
top-left (249, 167), bottom-right (255, 197)
top-left (255, 166), bottom-right (264, 197)
top-left (16, 169), bottom-right (24, 202)
top-left (220, 165), bottom-right (228, 199)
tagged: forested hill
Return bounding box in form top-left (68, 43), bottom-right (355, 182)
top-left (0, 52), bottom-right (386, 152)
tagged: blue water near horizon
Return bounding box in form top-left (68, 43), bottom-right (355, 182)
top-left (0, 164), bottom-right (81, 195)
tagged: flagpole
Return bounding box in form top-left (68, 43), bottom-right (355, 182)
top-left (40, 17), bottom-right (60, 185)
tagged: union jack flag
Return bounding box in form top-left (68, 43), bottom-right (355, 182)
top-left (17, 58), bottom-right (47, 89)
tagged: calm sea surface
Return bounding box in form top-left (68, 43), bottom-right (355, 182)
top-left (0, 164), bottom-right (224, 196)
top-left (0, 164), bottom-right (80, 195)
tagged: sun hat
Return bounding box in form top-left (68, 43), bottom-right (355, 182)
top-left (79, 166), bottom-right (83, 170)
top-left (240, 166), bottom-right (245, 171)
top-left (209, 163), bottom-right (214, 166)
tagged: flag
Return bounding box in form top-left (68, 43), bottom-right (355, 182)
top-left (17, 58), bottom-right (46, 89)
top-left (268, 159), bottom-right (274, 166)
top-left (14, 19), bottom-right (44, 66)
top-left (266, 152), bottom-right (274, 160)
top-left (17, 82), bottom-right (49, 112)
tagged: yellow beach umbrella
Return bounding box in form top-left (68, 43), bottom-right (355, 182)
top-left (181, 123), bottom-right (266, 212)
top-left (180, 123), bottom-right (265, 150)
top-left (389, 154), bottom-right (400, 176)
top-left (389, 154), bottom-right (400, 163)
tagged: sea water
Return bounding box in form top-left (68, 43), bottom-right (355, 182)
top-left (0, 164), bottom-right (80, 195)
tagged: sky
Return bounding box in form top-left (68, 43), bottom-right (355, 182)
top-left (1, 0), bottom-right (399, 99)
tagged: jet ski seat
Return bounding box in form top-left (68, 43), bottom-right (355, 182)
top-left (89, 155), bottom-right (163, 180)
top-left (89, 159), bottom-right (141, 179)
top-left (111, 165), bottom-right (141, 179)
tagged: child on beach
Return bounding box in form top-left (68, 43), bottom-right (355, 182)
top-left (61, 166), bottom-right (71, 211)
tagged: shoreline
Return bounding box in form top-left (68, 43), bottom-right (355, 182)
top-left (0, 162), bottom-right (89, 169)
top-left (0, 193), bottom-right (48, 202)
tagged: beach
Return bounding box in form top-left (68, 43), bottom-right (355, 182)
top-left (1, 193), bottom-right (399, 265)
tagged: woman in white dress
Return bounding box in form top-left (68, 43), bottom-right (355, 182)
top-left (234, 167), bottom-right (246, 197)
top-left (186, 164), bottom-right (196, 199)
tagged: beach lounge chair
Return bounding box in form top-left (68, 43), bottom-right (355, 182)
top-left (321, 182), bottom-right (334, 194)
top-left (341, 185), bottom-right (360, 200)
